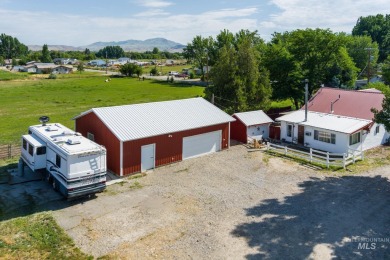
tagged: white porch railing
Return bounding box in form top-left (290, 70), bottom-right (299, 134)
top-left (266, 143), bottom-right (364, 169)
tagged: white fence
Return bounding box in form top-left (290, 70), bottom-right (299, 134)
top-left (266, 143), bottom-right (364, 169)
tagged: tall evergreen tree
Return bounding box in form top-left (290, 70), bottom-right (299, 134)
top-left (41, 44), bottom-right (52, 62)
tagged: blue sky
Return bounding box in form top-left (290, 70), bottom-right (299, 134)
top-left (0, 0), bottom-right (389, 46)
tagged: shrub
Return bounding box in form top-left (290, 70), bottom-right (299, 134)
top-left (189, 72), bottom-right (195, 79)
top-left (150, 67), bottom-right (158, 76)
top-left (48, 73), bottom-right (57, 79)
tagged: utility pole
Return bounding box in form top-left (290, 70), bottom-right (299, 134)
top-left (364, 48), bottom-right (375, 85)
top-left (105, 51), bottom-right (108, 75)
top-left (304, 79), bottom-right (308, 122)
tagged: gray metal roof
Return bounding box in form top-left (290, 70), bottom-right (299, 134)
top-left (276, 110), bottom-right (372, 134)
top-left (76, 98), bottom-right (235, 141)
top-left (233, 110), bottom-right (273, 126)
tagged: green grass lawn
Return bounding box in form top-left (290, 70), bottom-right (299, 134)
top-left (0, 76), bottom-right (204, 144)
top-left (0, 213), bottom-right (92, 259)
top-left (0, 70), bottom-right (30, 81)
top-left (270, 99), bottom-right (294, 109)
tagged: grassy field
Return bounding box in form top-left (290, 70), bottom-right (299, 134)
top-left (0, 213), bottom-right (92, 259)
top-left (0, 72), bottom-right (204, 144)
top-left (0, 70), bottom-right (30, 81)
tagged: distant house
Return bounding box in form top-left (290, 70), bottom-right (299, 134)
top-left (18, 62), bottom-right (73, 74)
top-left (51, 65), bottom-right (73, 74)
top-left (88, 60), bottom-right (106, 67)
top-left (10, 65), bottom-right (25, 72)
top-left (53, 58), bottom-right (77, 65)
top-left (118, 57), bottom-right (131, 64)
top-left (34, 63), bottom-right (57, 74)
top-left (24, 64), bottom-right (37, 73)
top-left (276, 87), bottom-right (389, 154)
top-left (231, 110), bottom-right (273, 143)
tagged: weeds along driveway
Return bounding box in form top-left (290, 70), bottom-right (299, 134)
top-left (6, 144), bottom-right (387, 259)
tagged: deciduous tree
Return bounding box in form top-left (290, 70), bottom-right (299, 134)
top-left (352, 14), bottom-right (390, 62)
top-left (183, 36), bottom-right (214, 79)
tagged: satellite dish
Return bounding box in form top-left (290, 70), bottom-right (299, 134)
top-left (39, 116), bottom-right (50, 126)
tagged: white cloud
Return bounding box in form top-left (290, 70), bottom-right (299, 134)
top-left (262, 0), bottom-right (390, 38)
top-left (0, 7), bottom-right (258, 46)
top-left (1, 1), bottom-right (388, 46)
top-left (134, 9), bottom-right (170, 17)
top-left (135, 0), bottom-right (173, 8)
top-left (202, 8), bottom-right (258, 19)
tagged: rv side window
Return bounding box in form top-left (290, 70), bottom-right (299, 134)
top-left (28, 130), bottom-right (32, 134)
top-left (37, 147), bottom-right (46, 155)
top-left (56, 154), bottom-right (61, 168)
top-left (87, 132), bottom-right (95, 141)
top-left (28, 144), bottom-right (33, 156)
top-left (23, 139), bottom-right (27, 150)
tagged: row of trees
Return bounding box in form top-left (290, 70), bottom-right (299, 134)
top-left (184, 28), bottom-right (378, 111)
top-left (0, 33), bottom-right (28, 60)
top-left (0, 33), bottom-right (184, 65)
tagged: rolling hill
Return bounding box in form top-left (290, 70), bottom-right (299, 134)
top-left (28, 38), bottom-right (185, 52)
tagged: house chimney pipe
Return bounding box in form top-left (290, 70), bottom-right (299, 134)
top-left (304, 79), bottom-right (308, 122)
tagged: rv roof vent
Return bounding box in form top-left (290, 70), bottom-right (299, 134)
top-left (63, 130), bottom-right (73, 136)
top-left (67, 137), bottom-right (81, 145)
top-left (46, 126), bottom-right (58, 131)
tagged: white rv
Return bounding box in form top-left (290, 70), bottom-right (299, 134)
top-left (20, 120), bottom-right (107, 198)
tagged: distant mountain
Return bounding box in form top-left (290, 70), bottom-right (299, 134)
top-left (28, 45), bottom-right (83, 51)
top-left (82, 38), bottom-right (185, 52)
top-left (28, 38), bottom-right (185, 52)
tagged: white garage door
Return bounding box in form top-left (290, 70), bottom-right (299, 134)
top-left (183, 130), bottom-right (221, 160)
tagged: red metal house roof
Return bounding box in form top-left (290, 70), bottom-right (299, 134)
top-left (304, 87), bottom-right (384, 120)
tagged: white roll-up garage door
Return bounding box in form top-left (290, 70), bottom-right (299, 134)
top-left (182, 130), bottom-right (221, 160)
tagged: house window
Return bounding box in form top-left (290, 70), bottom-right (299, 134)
top-left (314, 130), bottom-right (336, 144)
top-left (28, 144), bottom-right (34, 156)
top-left (23, 139), bottom-right (27, 150)
top-left (87, 132), bottom-right (95, 141)
top-left (349, 132), bottom-right (361, 145)
top-left (287, 124), bottom-right (293, 137)
top-left (37, 147), bottom-right (46, 155)
top-left (375, 125), bottom-right (380, 134)
top-left (56, 154), bottom-right (61, 168)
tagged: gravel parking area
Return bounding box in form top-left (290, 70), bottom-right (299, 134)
top-left (48, 143), bottom-right (390, 259)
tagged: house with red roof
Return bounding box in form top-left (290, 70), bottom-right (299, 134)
top-left (276, 87), bottom-right (389, 154)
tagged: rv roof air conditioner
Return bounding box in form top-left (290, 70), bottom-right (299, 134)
top-left (67, 137), bottom-right (81, 145)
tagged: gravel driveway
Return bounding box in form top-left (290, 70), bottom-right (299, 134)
top-left (48, 143), bottom-right (390, 259)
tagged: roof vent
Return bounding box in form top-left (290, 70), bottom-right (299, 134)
top-left (62, 130), bottom-right (73, 136)
top-left (46, 126), bottom-right (58, 131)
top-left (67, 137), bottom-right (81, 145)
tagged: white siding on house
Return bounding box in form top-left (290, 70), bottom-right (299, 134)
top-left (279, 122), bottom-right (354, 154)
top-left (302, 126), bottom-right (350, 154)
top-left (362, 123), bottom-right (389, 151)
